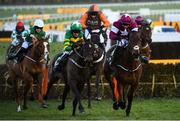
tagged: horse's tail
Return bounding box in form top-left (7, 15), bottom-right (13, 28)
top-left (42, 67), bottom-right (48, 96)
top-left (112, 76), bottom-right (120, 101)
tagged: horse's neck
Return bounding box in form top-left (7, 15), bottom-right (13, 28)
top-left (91, 34), bottom-right (100, 43)
top-left (69, 50), bottom-right (85, 64)
top-left (119, 49), bottom-right (137, 67)
top-left (26, 46), bottom-right (40, 62)
top-left (94, 47), bottom-right (104, 61)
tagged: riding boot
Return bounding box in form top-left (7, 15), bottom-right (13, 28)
top-left (7, 46), bottom-right (18, 60)
top-left (53, 52), bottom-right (69, 72)
top-left (110, 46), bottom-right (123, 67)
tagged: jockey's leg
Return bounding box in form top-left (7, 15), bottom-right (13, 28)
top-left (16, 41), bottom-right (29, 62)
top-left (53, 52), bottom-right (69, 72)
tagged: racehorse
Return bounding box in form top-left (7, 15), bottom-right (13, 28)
top-left (60, 39), bottom-right (95, 115)
top-left (104, 31), bottom-right (142, 116)
top-left (86, 28), bottom-right (106, 101)
top-left (44, 30), bottom-right (105, 106)
top-left (6, 37), bottom-right (50, 112)
top-left (110, 24), bottom-right (152, 60)
top-left (44, 39), bottom-right (95, 115)
top-left (139, 23), bottom-right (152, 60)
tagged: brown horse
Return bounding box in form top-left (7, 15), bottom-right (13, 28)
top-left (6, 37), bottom-right (50, 112)
top-left (139, 23), bottom-right (152, 60)
top-left (104, 31), bottom-right (142, 116)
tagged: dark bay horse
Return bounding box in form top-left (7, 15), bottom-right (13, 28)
top-left (60, 40), bottom-right (95, 116)
top-left (139, 23), bottom-right (152, 60)
top-left (104, 31), bottom-right (142, 116)
top-left (6, 37), bottom-right (50, 112)
top-left (45, 40), bottom-right (95, 115)
top-left (87, 29), bottom-right (106, 101)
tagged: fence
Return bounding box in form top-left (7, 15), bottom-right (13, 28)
top-left (1, 63), bottom-right (180, 100)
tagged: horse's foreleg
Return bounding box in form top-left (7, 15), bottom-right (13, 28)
top-left (87, 80), bottom-right (91, 108)
top-left (118, 84), bottom-right (126, 109)
top-left (23, 78), bottom-right (33, 110)
top-left (72, 97), bottom-right (78, 116)
top-left (37, 74), bottom-right (48, 108)
top-left (78, 82), bottom-right (85, 113)
top-left (14, 79), bottom-right (22, 112)
top-left (70, 81), bottom-right (82, 116)
top-left (95, 74), bottom-right (102, 101)
top-left (58, 83), bottom-right (70, 110)
top-left (126, 84), bottom-right (138, 116)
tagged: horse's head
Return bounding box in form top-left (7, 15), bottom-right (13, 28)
top-left (80, 39), bottom-right (95, 63)
top-left (90, 29), bottom-right (101, 44)
top-left (128, 31), bottom-right (142, 59)
top-left (140, 24), bottom-right (152, 45)
top-left (33, 36), bottom-right (50, 63)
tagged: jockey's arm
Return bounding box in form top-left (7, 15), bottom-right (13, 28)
top-left (11, 31), bottom-right (18, 46)
top-left (80, 13), bottom-right (88, 29)
top-left (63, 32), bottom-right (72, 52)
top-left (99, 13), bottom-right (110, 29)
top-left (109, 21), bottom-right (120, 40)
top-left (45, 33), bottom-right (52, 42)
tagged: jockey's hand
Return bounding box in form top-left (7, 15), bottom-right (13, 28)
top-left (82, 40), bottom-right (85, 45)
top-left (101, 25), bottom-right (106, 31)
top-left (65, 46), bottom-right (72, 52)
top-left (86, 26), bottom-right (91, 31)
top-left (64, 51), bottom-right (70, 55)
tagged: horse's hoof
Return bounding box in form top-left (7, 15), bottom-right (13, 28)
top-left (126, 110), bottom-right (130, 116)
top-left (42, 104), bottom-right (48, 108)
top-left (88, 105), bottom-right (91, 109)
top-left (17, 106), bottom-right (21, 112)
top-left (29, 96), bottom-right (35, 101)
top-left (118, 101), bottom-right (126, 109)
top-left (79, 108), bottom-right (85, 113)
top-left (57, 104), bottom-right (65, 110)
top-left (113, 102), bottom-right (119, 110)
top-left (95, 97), bottom-right (102, 101)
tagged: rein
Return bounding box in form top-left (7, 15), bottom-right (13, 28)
top-left (142, 43), bottom-right (148, 50)
top-left (116, 63), bottom-right (142, 72)
top-left (74, 49), bottom-right (84, 59)
top-left (69, 58), bottom-right (87, 69)
top-left (24, 55), bottom-right (46, 63)
top-left (93, 51), bottom-right (104, 63)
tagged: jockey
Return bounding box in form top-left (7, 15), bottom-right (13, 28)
top-left (53, 21), bottom-right (84, 72)
top-left (135, 16), bottom-right (152, 64)
top-left (80, 4), bottom-right (110, 50)
top-left (135, 16), bottom-right (144, 28)
top-left (8, 21), bottom-right (28, 60)
top-left (12, 19), bottom-right (50, 62)
top-left (109, 14), bottom-right (138, 66)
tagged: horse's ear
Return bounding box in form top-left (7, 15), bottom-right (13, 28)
top-left (46, 35), bottom-right (50, 39)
